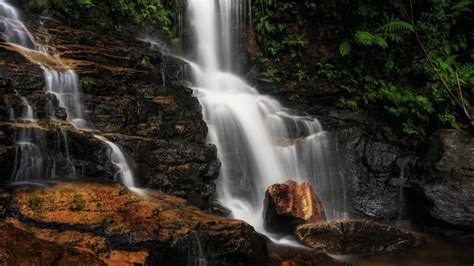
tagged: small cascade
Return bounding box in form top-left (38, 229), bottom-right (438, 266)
top-left (397, 158), bottom-right (411, 220)
top-left (187, 231), bottom-right (208, 266)
top-left (0, 0), bottom-right (135, 188)
top-left (185, 0), bottom-right (347, 239)
top-left (11, 142), bottom-right (45, 182)
top-left (93, 135), bottom-right (135, 188)
top-left (8, 92), bottom-right (48, 182)
top-left (43, 68), bottom-right (87, 129)
top-left (0, 0), bottom-right (38, 49)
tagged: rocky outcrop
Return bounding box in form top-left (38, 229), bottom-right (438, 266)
top-left (3, 182), bottom-right (268, 265)
top-left (330, 119), bottom-right (417, 220)
top-left (418, 130), bottom-right (474, 230)
top-left (263, 180), bottom-right (326, 234)
top-left (0, 15), bottom-right (219, 208)
top-left (296, 220), bottom-right (425, 254)
top-left (0, 223), bottom-right (104, 265)
top-left (255, 73), bottom-right (420, 221)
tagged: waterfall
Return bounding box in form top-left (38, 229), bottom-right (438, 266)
top-left (0, 0), bottom-right (135, 188)
top-left (186, 0), bottom-right (347, 238)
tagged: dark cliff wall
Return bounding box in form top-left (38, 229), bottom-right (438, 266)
top-left (0, 14), bottom-right (219, 209)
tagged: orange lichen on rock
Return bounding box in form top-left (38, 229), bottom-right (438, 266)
top-left (264, 180), bottom-right (326, 233)
top-left (5, 182), bottom-right (267, 265)
top-left (101, 250), bottom-right (149, 266)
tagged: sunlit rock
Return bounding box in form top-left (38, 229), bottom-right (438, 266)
top-left (0, 223), bottom-right (104, 265)
top-left (264, 180), bottom-right (326, 234)
top-left (5, 182), bottom-right (268, 265)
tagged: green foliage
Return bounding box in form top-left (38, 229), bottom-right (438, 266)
top-left (253, 0), bottom-right (474, 138)
top-left (253, 0), bottom-right (308, 81)
top-left (339, 41), bottom-right (352, 56)
top-left (340, 98), bottom-right (358, 109)
top-left (80, 77), bottom-right (96, 89)
top-left (25, 0), bottom-right (180, 42)
top-left (355, 31), bottom-right (388, 48)
top-left (27, 195), bottom-right (41, 210)
top-left (262, 67), bottom-right (280, 80)
top-left (69, 194), bottom-right (85, 211)
top-left (147, 114), bottom-right (162, 126)
top-left (288, 93), bottom-right (300, 102)
top-left (138, 56), bottom-right (154, 70)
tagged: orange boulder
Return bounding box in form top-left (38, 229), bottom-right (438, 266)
top-left (264, 180), bottom-right (326, 233)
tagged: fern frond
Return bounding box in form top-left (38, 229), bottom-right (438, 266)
top-left (451, 0), bottom-right (473, 13)
top-left (355, 31), bottom-right (388, 49)
top-left (355, 31), bottom-right (375, 46)
top-left (374, 36), bottom-right (388, 49)
top-left (377, 20), bottom-right (413, 33)
top-left (339, 41), bottom-right (352, 56)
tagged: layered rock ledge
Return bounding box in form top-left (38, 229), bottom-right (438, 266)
top-left (1, 182), bottom-right (267, 265)
top-left (0, 15), bottom-right (219, 208)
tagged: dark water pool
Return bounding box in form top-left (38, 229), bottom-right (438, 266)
top-left (346, 234), bottom-right (474, 266)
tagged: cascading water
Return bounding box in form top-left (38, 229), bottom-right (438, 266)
top-left (0, 0), bottom-right (134, 187)
top-left (186, 0), bottom-right (347, 237)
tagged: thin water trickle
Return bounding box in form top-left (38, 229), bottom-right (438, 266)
top-left (186, 0), bottom-right (347, 240)
top-left (1, 0), bottom-right (135, 188)
top-left (188, 231), bottom-right (208, 266)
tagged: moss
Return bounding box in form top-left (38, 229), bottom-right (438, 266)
top-left (69, 194), bottom-right (85, 211)
top-left (27, 195), bottom-right (41, 210)
top-left (80, 77), bottom-right (96, 89)
top-left (147, 114), bottom-right (162, 126)
top-left (138, 56), bottom-right (154, 70)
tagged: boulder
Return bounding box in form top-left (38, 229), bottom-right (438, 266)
top-left (0, 223), bottom-right (104, 265)
top-left (420, 129), bottom-right (474, 230)
top-left (4, 182), bottom-right (268, 265)
top-left (264, 180), bottom-right (326, 234)
top-left (296, 220), bottom-right (425, 254)
top-left (267, 242), bottom-right (346, 266)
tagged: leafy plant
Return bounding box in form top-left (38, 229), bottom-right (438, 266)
top-left (80, 77), bottom-right (96, 89)
top-left (138, 56), bottom-right (154, 70)
top-left (252, 0), bottom-right (473, 138)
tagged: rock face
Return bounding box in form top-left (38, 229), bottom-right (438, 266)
top-left (331, 121), bottom-right (417, 220)
top-left (256, 76), bottom-right (419, 220)
top-left (2, 182), bottom-right (267, 265)
top-left (0, 223), bottom-right (104, 265)
top-left (263, 180), bottom-right (326, 233)
top-left (296, 220), bottom-right (425, 254)
top-left (419, 129), bottom-right (474, 230)
top-left (0, 15), bottom-right (219, 209)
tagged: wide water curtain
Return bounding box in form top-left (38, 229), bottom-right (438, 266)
top-left (186, 0), bottom-right (347, 236)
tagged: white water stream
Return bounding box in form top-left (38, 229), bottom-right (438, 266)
top-left (0, 0), bottom-right (135, 187)
top-left (186, 0), bottom-right (347, 239)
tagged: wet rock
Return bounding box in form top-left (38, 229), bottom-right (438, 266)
top-left (0, 16), bottom-right (219, 208)
top-left (6, 182), bottom-right (268, 265)
top-left (329, 120), bottom-right (418, 220)
top-left (419, 129), bottom-right (474, 230)
top-left (296, 220), bottom-right (425, 254)
top-left (0, 223), bottom-right (104, 265)
top-left (101, 250), bottom-right (149, 265)
top-left (268, 242), bottom-right (346, 266)
top-left (264, 180), bottom-right (326, 234)
top-left (0, 121), bottom-right (115, 183)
